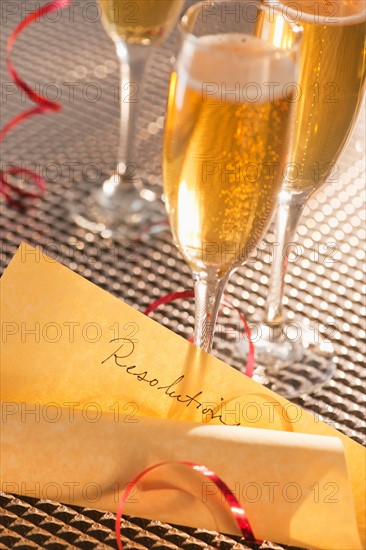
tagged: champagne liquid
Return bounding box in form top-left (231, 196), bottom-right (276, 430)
top-left (267, 0), bottom-right (366, 193)
top-left (99, 0), bottom-right (183, 44)
top-left (163, 35), bottom-right (295, 274)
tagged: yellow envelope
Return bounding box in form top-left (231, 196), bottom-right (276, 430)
top-left (1, 244), bottom-right (365, 549)
top-left (1, 403), bottom-right (361, 549)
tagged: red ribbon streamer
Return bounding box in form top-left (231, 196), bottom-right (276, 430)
top-left (0, 0), bottom-right (72, 205)
top-left (115, 461), bottom-right (257, 550)
top-left (144, 291), bottom-right (255, 377)
top-left (220, 298), bottom-right (255, 378)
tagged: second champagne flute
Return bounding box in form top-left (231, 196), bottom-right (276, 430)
top-left (239, 0), bottom-right (366, 398)
top-left (72, 0), bottom-right (184, 239)
top-left (163, 0), bottom-right (302, 353)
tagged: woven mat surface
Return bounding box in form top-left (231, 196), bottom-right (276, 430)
top-left (0, 1), bottom-right (365, 548)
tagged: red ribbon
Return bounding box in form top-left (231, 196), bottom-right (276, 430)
top-left (220, 298), bottom-right (255, 378)
top-left (0, 0), bottom-right (72, 206)
top-left (115, 461), bottom-right (257, 550)
top-left (144, 291), bottom-right (255, 377)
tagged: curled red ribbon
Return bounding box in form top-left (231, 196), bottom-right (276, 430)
top-left (144, 291), bottom-right (255, 377)
top-left (0, 0), bottom-right (72, 206)
top-left (115, 460), bottom-right (257, 550)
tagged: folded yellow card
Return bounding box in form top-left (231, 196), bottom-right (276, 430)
top-left (1, 403), bottom-right (361, 549)
top-left (1, 244), bottom-right (365, 549)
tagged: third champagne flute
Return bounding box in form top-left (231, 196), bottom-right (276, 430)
top-left (241, 0), bottom-right (366, 397)
top-left (163, 0), bottom-right (302, 353)
top-left (72, 0), bottom-right (184, 239)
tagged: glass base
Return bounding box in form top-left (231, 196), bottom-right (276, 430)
top-left (236, 318), bottom-right (335, 399)
top-left (70, 172), bottom-right (166, 240)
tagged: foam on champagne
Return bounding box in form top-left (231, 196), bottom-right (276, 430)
top-left (176, 33), bottom-right (297, 105)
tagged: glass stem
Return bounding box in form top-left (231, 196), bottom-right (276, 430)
top-left (264, 189), bottom-right (307, 335)
top-left (115, 41), bottom-right (151, 186)
top-left (193, 270), bottom-right (229, 353)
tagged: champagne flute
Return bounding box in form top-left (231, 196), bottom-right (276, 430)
top-left (71, 0), bottom-right (184, 239)
top-left (241, 0), bottom-right (366, 397)
top-left (163, 0), bottom-right (302, 353)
